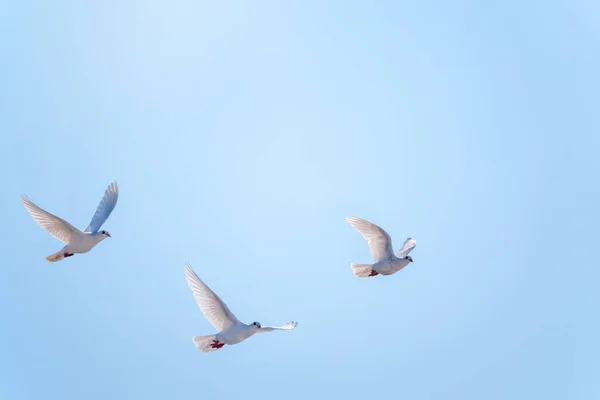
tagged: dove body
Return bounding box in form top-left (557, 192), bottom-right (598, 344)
top-left (50, 231), bottom-right (111, 261)
top-left (371, 256), bottom-right (412, 276)
top-left (217, 322), bottom-right (261, 345)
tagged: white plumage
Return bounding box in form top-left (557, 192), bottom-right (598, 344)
top-left (185, 264), bottom-right (297, 352)
top-left (22, 182), bottom-right (119, 262)
top-left (346, 216), bottom-right (416, 278)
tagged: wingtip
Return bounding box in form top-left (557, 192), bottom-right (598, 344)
top-left (184, 263), bottom-right (194, 274)
top-left (184, 264), bottom-right (200, 285)
top-left (346, 215), bottom-right (365, 222)
top-left (20, 194), bottom-right (33, 206)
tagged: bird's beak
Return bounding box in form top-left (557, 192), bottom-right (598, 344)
top-left (106, 233), bottom-right (111, 238)
top-left (409, 258), bottom-right (413, 263)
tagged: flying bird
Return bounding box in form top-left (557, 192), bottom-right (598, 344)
top-left (184, 263), bottom-right (297, 352)
top-left (346, 216), bottom-right (416, 278)
top-left (21, 182), bottom-right (119, 262)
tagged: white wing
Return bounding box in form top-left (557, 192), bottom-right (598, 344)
top-left (346, 216), bottom-right (394, 263)
top-left (396, 238), bottom-right (417, 258)
top-left (184, 264), bottom-right (240, 332)
top-left (21, 195), bottom-right (80, 244)
top-left (85, 182), bottom-right (119, 233)
top-left (258, 321), bottom-right (298, 333)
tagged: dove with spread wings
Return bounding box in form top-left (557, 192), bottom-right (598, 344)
top-left (346, 216), bottom-right (416, 278)
top-left (185, 264), bottom-right (297, 352)
top-left (22, 182), bottom-right (119, 262)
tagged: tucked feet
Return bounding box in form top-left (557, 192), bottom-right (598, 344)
top-left (210, 340), bottom-right (225, 349)
top-left (368, 270), bottom-right (379, 277)
top-left (64, 253), bottom-right (74, 258)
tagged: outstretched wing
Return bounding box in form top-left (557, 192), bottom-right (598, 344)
top-left (85, 182), bottom-right (119, 233)
top-left (346, 216), bottom-right (394, 263)
top-left (21, 195), bottom-right (80, 244)
top-left (184, 264), bottom-right (240, 332)
top-left (258, 321), bottom-right (298, 333)
top-left (396, 238), bottom-right (417, 258)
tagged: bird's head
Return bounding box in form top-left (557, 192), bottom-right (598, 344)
top-left (406, 256), bottom-right (413, 263)
top-left (251, 321), bottom-right (262, 330)
top-left (100, 230), bottom-right (111, 238)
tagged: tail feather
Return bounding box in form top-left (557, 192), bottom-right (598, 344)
top-left (46, 251), bottom-right (65, 262)
top-left (351, 263), bottom-right (377, 278)
top-left (192, 335), bottom-right (223, 353)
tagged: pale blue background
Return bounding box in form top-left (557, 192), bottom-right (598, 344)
top-left (1, 1), bottom-right (599, 399)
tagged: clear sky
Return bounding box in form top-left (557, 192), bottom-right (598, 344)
top-left (1, 1), bottom-right (599, 399)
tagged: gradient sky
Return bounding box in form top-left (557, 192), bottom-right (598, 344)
top-left (1, 1), bottom-right (599, 399)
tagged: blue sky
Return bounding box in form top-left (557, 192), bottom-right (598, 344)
top-left (1, 1), bottom-right (599, 399)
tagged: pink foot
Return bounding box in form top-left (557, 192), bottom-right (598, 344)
top-left (369, 270), bottom-right (379, 277)
top-left (64, 253), bottom-right (74, 258)
top-left (210, 340), bottom-right (225, 349)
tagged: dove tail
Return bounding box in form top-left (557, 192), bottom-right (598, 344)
top-left (46, 251), bottom-right (65, 262)
top-left (192, 335), bottom-right (225, 353)
top-left (351, 263), bottom-right (377, 278)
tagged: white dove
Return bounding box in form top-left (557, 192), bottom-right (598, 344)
top-left (184, 264), bottom-right (298, 352)
top-left (346, 216), bottom-right (416, 278)
top-left (21, 182), bottom-right (119, 262)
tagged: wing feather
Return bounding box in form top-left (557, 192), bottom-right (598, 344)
top-left (184, 264), bottom-right (239, 332)
top-left (396, 238), bottom-right (417, 258)
top-left (85, 182), bottom-right (119, 233)
top-left (258, 321), bottom-right (298, 333)
top-left (346, 216), bottom-right (394, 263)
top-left (21, 195), bottom-right (79, 244)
